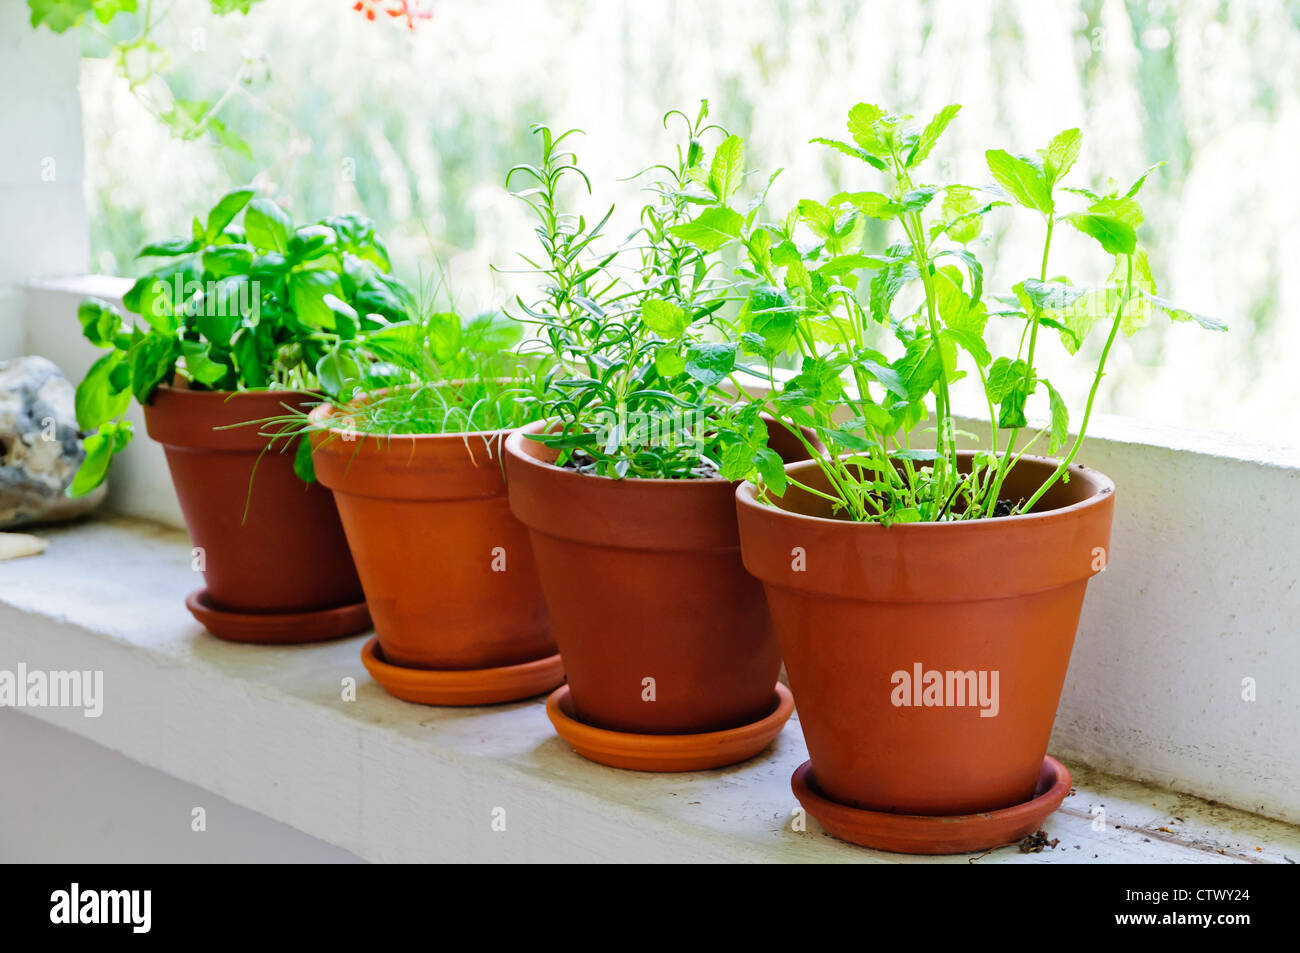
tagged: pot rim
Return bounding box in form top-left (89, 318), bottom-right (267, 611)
top-left (308, 401), bottom-right (514, 447)
top-left (149, 381), bottom-right (321, 404)
top-left (503, 419), bottom-right (732, 486)
top-left (736, 451), bottom-right (1114, 531)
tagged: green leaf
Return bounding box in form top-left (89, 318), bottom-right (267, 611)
top-left (936, 185), bottom-right (990, 244)
top-left (683, 342), bottom-right (736, 386)
top-left (720, 442), bottom-right (754, 482)
top-left (68, 421), bottom-right (133, 498)
top-left (668, 206), bottom-right (743, 252)
top-left (75, 351), bottom-right (131, 430)
top-left (1137, 291), bottom-right (1227, 332)
top-left (985, 357), bottom-right (1030, 404)
top-left (1090, 195), bottom-right (1144, 229)
top-left (846, 103), bottom-right (895, 159)
top-left (77, 298), bottom-right (123, 348)
top-left (857, 356), bottom-right (909, 398)
top-left (1043, 379), bottom-right (1070, 455)
top-left (207, 116), bottom-right (253, 160)
top-left (1063, 212), bottom-right (1136, 255)
top-left (896, 186), bottom-right (940, 213)
top-left (1041, 129), bottom-right (1081, 185)
top-left (138, 237), bottom-right (199, 258)
top-left (202, 244), bottom-right (254, 278)
top-left (123, 259), bottom-right (197, 334)
top-left (987, 357), bottom-right (1035, 429)
top-left (129, 333), bottom-right (177, 402)
top-left (1021, 278), bottom-right (1088, 312)
top-left (908, 104), bottom-right (960, 166)
top-left (642, 298), bottom-right (690, 338)
top-left (180, 340), bottom-right (228, 386)
top-left (243, 198), bottom-right (293, 252)
top-left (891, 448), bottom-right (939, 462)
top-left (654, 346), bottom-right (685, 378)
top-left (320, 293), bottom-right (359, 339)
top-left (1125, 162), bottom-right (1164, 198)
top-left (786, 356), bottom-right (846, 404)
top-left (292, 434), bottom-right (316, 484)
top-left (743, 287), bottom-right (796, 355)
top-left (209, 0), bottom-right (262, 13)
top-left (986, 149), bottom-right (1052, 214)
top-left (755, 447), bottom-right (788, 495)
top-left (840, 191), bottom-right (897, 221)
top-left (943, 328), bottom-right (991, 368)
top-left (810, 137), bottom-right (880, 168)
top-left (891, 336), bottom-right (942, 401)
top-left (314, 347), bottom-right (361, 401)
top-left (708, 135), bottom-right (745, 202)
top-left (289, 270), bottom-right (346, 329)
top-left (196, 276), bottom-right (252, 346)
top-left (28, 0), bottom-right (94, 32)
top-left (869, 250), bottom-right (919, 324)
top-left (204, 188), bottom-right (254, 241)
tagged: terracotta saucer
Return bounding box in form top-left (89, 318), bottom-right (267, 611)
top-left (360, 637), bottom-right (565, 706)
top-left (546, 682), bottom-right (794, 772)
top-left (185, 588), bottom-right (371, 645)
top-left (791, 755), bottom-right (1072, 855)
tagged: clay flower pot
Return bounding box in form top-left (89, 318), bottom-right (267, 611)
top-left (309, 407), bottom-right (562, 706)
top-left (503, 421), bottom-right (793, 771)
top-left (736, 452), bottom-right (1115, 853)
top-left (143, 385), bottom-right (368, 643)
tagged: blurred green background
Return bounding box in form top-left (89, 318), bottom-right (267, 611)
top-left (74, 0), bottom-right (1300, 447)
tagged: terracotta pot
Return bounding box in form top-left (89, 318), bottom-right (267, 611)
top-left (143, 385), bottom-right (365, 625)
top-left (737, 452), bottom-right (1114, 817)
top-left (504, 421), bottom-right (783, 736)
top-left (309, 408), bottom-right (558, 686)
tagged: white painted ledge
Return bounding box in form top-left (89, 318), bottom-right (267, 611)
top-left (1, 516), bottom-right (1297, 863)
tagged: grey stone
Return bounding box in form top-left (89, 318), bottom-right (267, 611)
top-left (0, 356), bottom-right (106, 529)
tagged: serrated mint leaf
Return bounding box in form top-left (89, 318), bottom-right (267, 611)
top-left (1021, 278), bottom-right (1088, 312)
top-left (908, 104), bottom-right (961, 166)
top-left (668, 206), bottom-right (743, 252)
top-left (1043, 379), bottom-right (1070, 455)
top-left (642, 298), bottom-right (690, 338)
top-left (708, 135), bottom-right (745, 202)
top-left (1041, 128), bottom-right (1081, 185)
top-left (683, 341), bottom-right (736, 386)
top-left (986, 149), bottom-right (1052, 214)
top-left (1063, 212), bottom-right (1136, 256)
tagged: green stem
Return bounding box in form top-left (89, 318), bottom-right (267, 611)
top-left (1020, 253), bottom-right (1132, 513)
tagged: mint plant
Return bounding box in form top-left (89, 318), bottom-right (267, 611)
top-left (700, 103), bottom-right (1224, 522)
top-left (506, 105), bottom-right (783, 480)
top-left (70, 187), bottom-right (415, 495)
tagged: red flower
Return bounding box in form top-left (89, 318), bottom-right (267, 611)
top-left (353, 0), bottom-right (380, 22)
top-left (384, 0), bottom-right (433, 31)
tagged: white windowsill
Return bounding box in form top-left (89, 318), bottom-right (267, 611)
top-left (1, 516), bottom-right (1298, 863)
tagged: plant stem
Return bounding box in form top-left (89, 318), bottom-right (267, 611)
top-left (983, 214), bottom-right (1054, 516)
top-left (1019, 253), bottom-right (1132, 513)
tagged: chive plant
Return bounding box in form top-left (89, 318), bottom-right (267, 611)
top-left (696, 103), bottom-right (1225, 522)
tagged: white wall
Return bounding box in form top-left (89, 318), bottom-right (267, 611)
top-left (0, 709), bottom-right (361, 863)
top-left (0, 4), bottom-right (88, 359)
